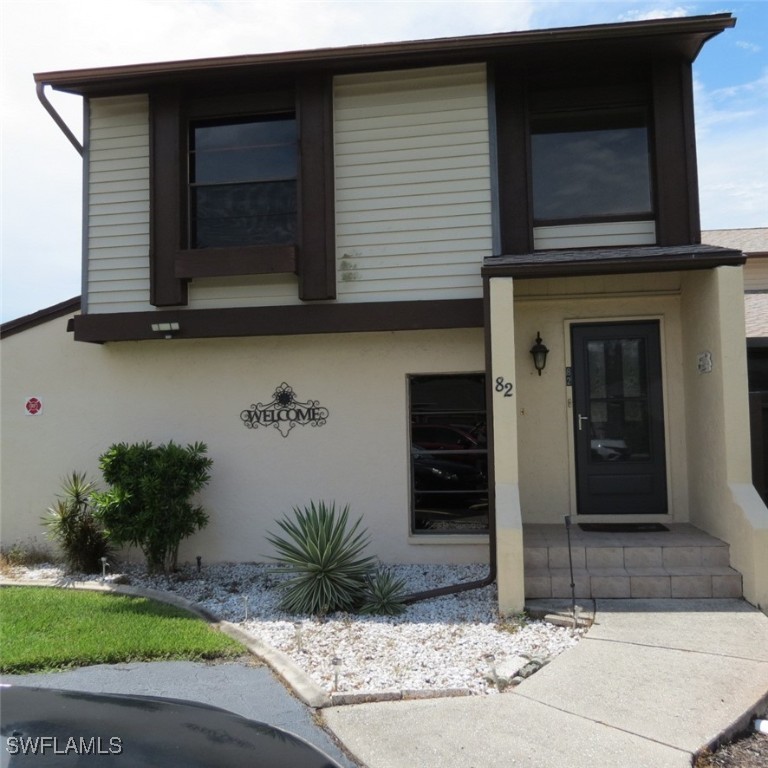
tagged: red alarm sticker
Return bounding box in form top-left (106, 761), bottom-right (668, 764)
top-left (25, 397), bottom-right (43, 416)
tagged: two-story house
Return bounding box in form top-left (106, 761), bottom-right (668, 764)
top-left (4, 13), bottom-right (767, 612)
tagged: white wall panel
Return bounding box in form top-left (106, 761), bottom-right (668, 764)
top-left (334, 64), bottom-right (492, 303)
top-left (87, 95), bottom-right (153, 314)
top-left (533, 221), bottom-right (657, 251)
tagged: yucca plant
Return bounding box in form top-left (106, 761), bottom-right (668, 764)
top-left (43, 472), bottom-right (111, 573)
top-left (266, 502), bottom-right (376, 616)
top-left (359, 568), bottom-right (408, 616)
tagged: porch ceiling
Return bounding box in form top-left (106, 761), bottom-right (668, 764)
top-left (482, 243), bottom-right (744, 280)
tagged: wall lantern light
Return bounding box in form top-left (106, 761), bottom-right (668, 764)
top-left (530, 332), bottom-right (549, 376)
top-left (150, 321), bottom-right (180, 339)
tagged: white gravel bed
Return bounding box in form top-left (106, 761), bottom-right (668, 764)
top-left (6, 562), bottom-right (585, 695)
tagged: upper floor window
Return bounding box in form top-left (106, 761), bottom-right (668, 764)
top-left (530, 107), bottom-right (653, 224)
top-left (150, 77), bottom-right (334, 307)
top-left (189, 116), bottom-right (298, 249)
top-left (492, 63), bottom-right (707, 255)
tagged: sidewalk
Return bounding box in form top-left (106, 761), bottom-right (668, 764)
top-left (322, 599), bottom-right (768, 768)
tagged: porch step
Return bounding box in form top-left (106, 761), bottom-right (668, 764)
top-left (523, 523), bottom-right (743, 600)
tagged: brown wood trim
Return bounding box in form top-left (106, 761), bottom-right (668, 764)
top-left (71, 298), bottom-right (484, 343)
top-left (494, 65), bottom-right (532, 255)
top-left (149, 82), bottom-right (335, 305)
top-left (38, 15), bottom-right (735, 96)
top-left (652, 59), bottom-right (700, 245)
top-left (297, 74), bottom-right (336, 300)
top-left (149, 88), bottom-right (187, 307)
top-left (175, 246), bottom-right (297, 278)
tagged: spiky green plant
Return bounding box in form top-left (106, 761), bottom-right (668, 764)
top-left (359, 568), bottom-right (408, 616)
top-left (266, 502), bottom-right (376, 616)
top-left (43, 472), bottom-right (111, 573)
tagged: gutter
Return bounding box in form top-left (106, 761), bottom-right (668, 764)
top-left (36, 82), bottom-right (83, 156)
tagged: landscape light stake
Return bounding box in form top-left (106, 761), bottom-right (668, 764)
top-left (294, 621), bottom-right (304, 652)
top-left (242, 595), bottom-right (249, 622)
top-left (331, 657), bottom-right (342, 691)
top-left (100, 557), bottom-right (109, 583)
top-left (196, 555), bottom-right (202, 573)
top-left (484, 654), bottom-right (499, 689)
top-left (564, 516), bottom-right (577, 626)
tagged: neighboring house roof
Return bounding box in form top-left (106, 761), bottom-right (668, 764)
top-left (702, 228), bottom-right (768, 258)
top-left (702, 229), bottom-right (768, 340)
top-left (0, 297), bottom-right (80, 339)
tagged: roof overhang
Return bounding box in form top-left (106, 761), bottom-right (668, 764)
top-left (34, 13), bottom-right (735, 97)
top-left (0, 296), bottom-right (81, 340)
top-left (482, 244), bottom-right (746, 280)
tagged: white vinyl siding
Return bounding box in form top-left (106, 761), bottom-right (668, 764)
top-left (87, 96), bottom-right (153, 313)
top-left (334, 64), bottom-right (492, 302)
top-left (186, 275), bottom-right (302, 309)
top-left (533, 221), bottom-right (657, 251)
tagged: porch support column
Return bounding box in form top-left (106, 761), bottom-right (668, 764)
top-left (488, 277), bottom-right (525, 614)
top-left (682, 266), bottom-right (768, 612)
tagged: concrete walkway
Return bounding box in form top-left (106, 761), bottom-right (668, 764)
top-left (323, 599), bottom-right (768, 768)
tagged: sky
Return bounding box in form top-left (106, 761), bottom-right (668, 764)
top-left (1, 0), bottom-right (766, 323)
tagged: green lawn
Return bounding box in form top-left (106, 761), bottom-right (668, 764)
top-left (0, 586), bottom-right (244, 674)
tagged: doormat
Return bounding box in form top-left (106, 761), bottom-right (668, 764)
top-left (578, 523), bottom-right (669, 533)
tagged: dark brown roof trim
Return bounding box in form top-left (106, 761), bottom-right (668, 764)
top-left (0, 296), bottom-right (81, 340)
top-left (71, 298), bottom-right (484, 344)
top-left (35, 14), bottom-right (734, 96)
top-left (482, 244), bottom-right (745, 280)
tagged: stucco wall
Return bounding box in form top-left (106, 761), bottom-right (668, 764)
top-left (681, 266), bottom-right (768, 610)
top-left (1, 316), bottom-right (489, 566)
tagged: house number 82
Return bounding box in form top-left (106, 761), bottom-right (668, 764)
top-left (495, 377), bottom-right (513, 397)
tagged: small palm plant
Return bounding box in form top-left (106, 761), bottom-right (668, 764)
top-left (266, 502), bottom-right (377, 616)
top-left (43, 472), bottom-right (111, 573)
top-left (359, 568), bottom-right (408, 616)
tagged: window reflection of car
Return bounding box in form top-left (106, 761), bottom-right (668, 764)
top-left (0, 686), bottom-right (343, 768)
top-left (591, 438), bottom-right (629, 461)
top-left (411, 424), bottom-right (486, 453)
top-left (412, 445), bottom-right (487, 514)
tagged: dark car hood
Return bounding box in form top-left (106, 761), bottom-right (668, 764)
top-left (1, 686), bottom-right (341, 767)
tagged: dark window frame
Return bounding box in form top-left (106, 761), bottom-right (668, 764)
top-left (149, 77), bottom-right (335, 306)
top-left (408, 372), bottom-right (489, 536)
top-left (494, 60), bottom-right (701, 254)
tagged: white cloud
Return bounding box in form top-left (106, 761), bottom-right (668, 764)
top-left (736, 40), bottom-right (761, 54)
top-left (618, 6), bottom-right (690, 22)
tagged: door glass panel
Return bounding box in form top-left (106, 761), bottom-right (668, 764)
top-left (587, 338), bottom-right (650, 463)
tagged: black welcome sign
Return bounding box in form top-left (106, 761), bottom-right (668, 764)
top-left (240, 383), bottom-right (329, 437)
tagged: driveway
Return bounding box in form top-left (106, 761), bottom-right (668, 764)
top-left (1, 659), bottom-right (358, 767)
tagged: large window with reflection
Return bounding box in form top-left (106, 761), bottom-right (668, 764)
top-left (531, 108), bottom-right (653, 224)
top-left (409, 374), bottom-right (488, 534)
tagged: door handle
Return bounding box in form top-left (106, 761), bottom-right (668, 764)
top-left (578, 414), bottom-right (589, 431)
